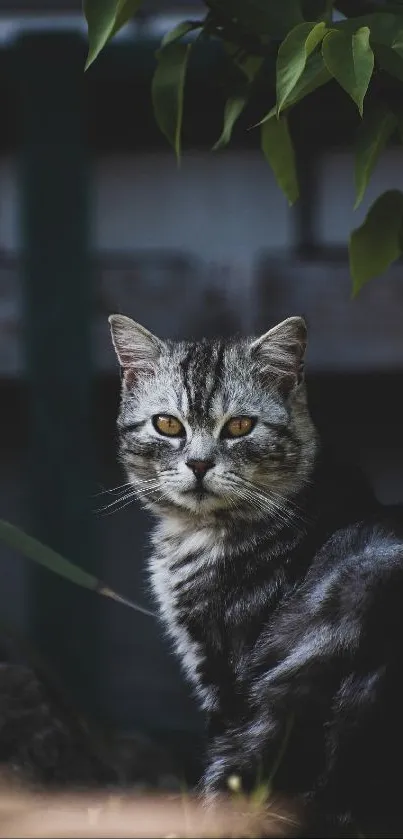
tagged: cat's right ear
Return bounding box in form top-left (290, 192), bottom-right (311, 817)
top-left (108, 314), bottom-right (162, 386)
top-left (250, 316), bottom-right (307, 394)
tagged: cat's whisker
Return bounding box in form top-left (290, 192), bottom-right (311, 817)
top-left (226, 474), bottom-right (299, 526)
top-left (253, 496), bottom-right (291, 527)
top-left (233, 475), bottom-right (309, 528)
top-left (92, 481), bottom-right (133, 498)
top-left (92, 477), bottom-right (162, 499)
top-left (96, 486), bottom-right (161, 516)
top-left (270, 492), bottom-right (310, 526)
top-left (94, 483), bottom-right (161, 515)
top-left (257, 489), bottom-right (305, 524)
top-left (239, 485), bottom-right (298, 529)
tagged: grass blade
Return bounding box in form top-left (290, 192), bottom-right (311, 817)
top-left (0, 519), bottom-right (155, 618)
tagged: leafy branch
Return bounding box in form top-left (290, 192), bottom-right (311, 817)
top-left (83, 0), bottom-right (403, 292)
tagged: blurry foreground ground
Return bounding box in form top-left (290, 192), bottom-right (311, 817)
top-left (0, 660), bottom-right (299, 837)
top-left (0, 783), bottom-right (297, 838)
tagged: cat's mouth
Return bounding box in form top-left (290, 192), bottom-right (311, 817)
top-left (183, 486), bottom-right (217, 499)
top-left (166, 483), bottom-right (230, 514)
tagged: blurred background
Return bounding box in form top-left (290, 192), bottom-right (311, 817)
top-left (1, 0), bottom-right (403, 784)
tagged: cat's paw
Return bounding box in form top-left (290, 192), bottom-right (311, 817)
top-left (201, 732), bottom-right (259, 798)
top-left (201, 760), bottom-right (235, 797)
top-left (201, 732), bottom-right (239, 794)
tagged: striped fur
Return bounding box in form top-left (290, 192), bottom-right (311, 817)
top-left (109, 314), bottom-right (403, 837)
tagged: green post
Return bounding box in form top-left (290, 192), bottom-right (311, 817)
top-left (16, 32), bottom-right (100, 717)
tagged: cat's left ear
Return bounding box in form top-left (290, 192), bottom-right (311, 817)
top-left (250, 316), bottom-right (307, 392)
top-left (108, 314), bottom-right (162, 386)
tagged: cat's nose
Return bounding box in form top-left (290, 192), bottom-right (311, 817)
top-left (186, 459), bottom-right (215, 479)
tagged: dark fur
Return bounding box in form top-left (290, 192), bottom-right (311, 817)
top-left (202, 512), bottom-right (403, 838)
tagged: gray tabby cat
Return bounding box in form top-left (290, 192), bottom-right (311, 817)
top-left (109, 314), bottom-right (314, 706)
top-left (109, 313), bottom-right (403, 838)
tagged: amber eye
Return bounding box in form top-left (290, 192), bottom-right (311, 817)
top-left (152, 414), bottom-right (185, 438)
top-left (221, 416), bottom-right (256, 439)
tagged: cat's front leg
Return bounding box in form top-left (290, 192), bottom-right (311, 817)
top-left (202, 729), bottom-right (248, 796)
top-left (201, 715), bottom-right (274, 796)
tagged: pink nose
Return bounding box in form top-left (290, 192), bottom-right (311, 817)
top-left (186, 459), bottom-right (215, 479)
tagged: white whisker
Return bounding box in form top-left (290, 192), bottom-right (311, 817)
top-left (92, 481), bottom-right (132, 498)
top-left (226, 474), bottom-right (308, 529)
top-left (94, 483), bottom-right (161, 515)
top-left (92, 477), bottom-right (161, 499)
top-left (96, 488), bottom-right (161, 517)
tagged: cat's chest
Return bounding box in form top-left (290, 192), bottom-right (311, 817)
top-left (148, 519), bottom-right (232, 709)
top-left (149, 520), bottom-right (225, 624)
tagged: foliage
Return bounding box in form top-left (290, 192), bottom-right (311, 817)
top-left (80, 0), bottom-right (403, 293)
top-left (83, 0), bottom-right (403, 290)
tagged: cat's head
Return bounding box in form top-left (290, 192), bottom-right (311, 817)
top-left (109, 315), bottom-right (319, 522)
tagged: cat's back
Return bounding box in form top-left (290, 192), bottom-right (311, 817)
top-left (306, 517), bottom-right (403, 836)
top-left (307, 516), bottom-right (403, 628)
top-left (246, 517), bottom-right (403, 834)
top-left (250, 516), bottom-right (403, 691)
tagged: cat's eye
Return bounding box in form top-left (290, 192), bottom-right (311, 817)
top-left (221, 416), bottom-right (256, 439)
top-left (152, 414), bottom-right (185, 438)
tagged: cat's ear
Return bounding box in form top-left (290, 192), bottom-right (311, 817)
top-left (250, 316), bottom-right (307, 393)
top-left (108, 314), bottom-right (162, 386)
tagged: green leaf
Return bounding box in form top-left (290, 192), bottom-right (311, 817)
top-left (255, 105), bottom-right (276, 128)
top-left (112, 0), bottom-right (141, 37)
top-left (213, 94), bottom-right (248, 150)
top-left (286, 51), bottom-right (331, 105)
top-left (161, 19), bottom-right (202, 48)
top-left (354, 105), bottom-right (397, 209)
top-left (258, 53), bottom-right (330, 128)
top-left (84, 0), bottom-right (142, 70)
top-left (152, 41), bottom-right (191, 162)
top-left (0, 518), bottom-right (154, 617)
top-left (349, 190), bottom-right (403, 295)
top-left (322, 27), bottom-right (374, 115)
top-left (261, 115), bottom-right (299, 205)
top-left (276, 21), bottom-right (326, 114)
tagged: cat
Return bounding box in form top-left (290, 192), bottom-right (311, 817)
top-left (109, 312), bottom-right (403, 838)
